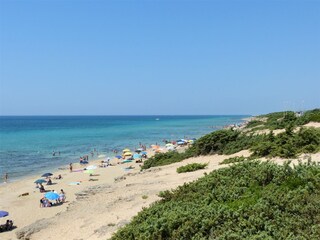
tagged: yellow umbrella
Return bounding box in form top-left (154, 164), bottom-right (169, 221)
top-left (124, 152), bottom-right (132, 156)
top-left (123, 149), bottom-right (131, 153)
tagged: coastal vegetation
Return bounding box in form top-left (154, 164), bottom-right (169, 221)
top-left (176, 163), bottom-right (208, 173)
top-left (112, 160), bottom-right (320, 239)
top-left (116, 110), bottom-right (320, 238)
top-left (141, 150), bottom-right (195, 170)
top-left (246, 108), bottom-right (320, 131)
top-left (141, 109), bottom-right (320, 170)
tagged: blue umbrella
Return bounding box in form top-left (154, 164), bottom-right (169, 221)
top-left (133, 153), bottom-right (141, 159)
top-left (115, 155), bottom-right (122, 159)
top-left (34, 179), bottom-right (47, 184)
top-left (141, 151), bottom-right (147, 155)
top-left (45, 192), bottom-right (60, 200)
top-left (0, 211), bottom-right (9, 218)
top-left (41, 173), bottom-right (53, 177)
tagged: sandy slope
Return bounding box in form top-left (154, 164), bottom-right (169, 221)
top-left (0, 150), bottom-right (247, 240)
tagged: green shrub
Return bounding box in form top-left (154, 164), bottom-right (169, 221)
top-left (298, 109), bottom-right (320, 123)
top-left (192, 129), bottom-right (261, 156)
top-left (177, 163), bottom-right (208, 173)
top-left (111, 161), bottom-right (320, 239)
top-left (141, 149), bottom-right (196, 170)
top-left (251, 127), bottom-right (320, 158)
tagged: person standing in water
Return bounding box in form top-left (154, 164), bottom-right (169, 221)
top-left (3, 172), bottom-right (8, 183)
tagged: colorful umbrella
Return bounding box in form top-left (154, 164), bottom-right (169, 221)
top-left (34, 179), bottom-right (47, 184)
top-left (124, 152), bottom-right (132, 156)
top-left (44, 192), bottom-right (60, 200)
top-left (41, 173), bottom-right (53, 177)
top-left (133, 153), bottom-right (142, 159)
top-left (0, 211), bottom-right (9, 218)
top-left (122, 149), bottom-right (131, 153)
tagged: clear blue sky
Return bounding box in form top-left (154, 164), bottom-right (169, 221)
top-left (0, 0), bottom-right (319, 115)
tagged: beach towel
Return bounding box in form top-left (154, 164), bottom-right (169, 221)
top-left (68, 182), bottom-right (81, 185)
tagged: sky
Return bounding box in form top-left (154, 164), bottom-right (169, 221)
top-left (0, 0), bottom-right (319, 116)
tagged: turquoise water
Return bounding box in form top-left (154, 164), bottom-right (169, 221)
top-left (0, 115), bottom-right (248, 181)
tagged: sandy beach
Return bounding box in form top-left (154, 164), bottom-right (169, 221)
top-left (0, 122), bottom-right (319, 240)
top-left (1, 144), bottom-right (319, 240)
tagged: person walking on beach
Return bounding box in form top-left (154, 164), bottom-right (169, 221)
top-left (69, 163), bottom-right (73, 173)
top-left (3, 172), bottom-right (8, 183)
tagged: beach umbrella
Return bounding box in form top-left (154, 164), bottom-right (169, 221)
top-left (135, 149), bottom-right (142, 153)
top-left (141, 151), bottom-right (147, 155)
top-left (85, 165), bottom-right (97, 170)
top-left (0, 211), bottom-right (9, 218)
top-left (41, 173), bottom-right (53, 177)
top-left (124, 152), bottom-right (132, 156)
top-left (133, 153), bottom-right (141, 159)
top-left (177, 141), bottom-right (185, 145)
top-left (115, 155), bottom-right (122, 159)
top-left (34, 179), bottom-right (47, 184)
top-left (44, 192), bottom-right (60, 200)
top-left (123, 149), bottom-right (131, 153)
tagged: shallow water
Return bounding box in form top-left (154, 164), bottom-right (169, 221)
top-left (0, 115), bottom-right (248, 180)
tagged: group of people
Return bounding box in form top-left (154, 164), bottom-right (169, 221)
top-left (40, 189), bottom-right (66, 208)
top-left (79, 156), bottom-right (89, 164)
top-left (99, 157), bottom-right (111, 168)
top-left (0, 220), bottom-right (14, 232)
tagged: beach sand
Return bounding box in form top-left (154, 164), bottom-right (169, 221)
top-left (1, 122), bottom-right (319, 240)
top-left (0, 148), bottom-right (246, 240)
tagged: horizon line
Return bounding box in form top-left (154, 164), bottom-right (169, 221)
top-left (0, 114), bottom-right (253, 117)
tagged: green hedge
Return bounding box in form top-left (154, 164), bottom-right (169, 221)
top-left (112, 161), bottom-right (320, 239)
top-left (177, 163), bottom-right (208, 173)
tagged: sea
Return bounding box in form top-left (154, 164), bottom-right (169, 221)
top-left (0, 115), bottom-right (249, 182)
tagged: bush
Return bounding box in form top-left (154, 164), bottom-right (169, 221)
top-left (245, 120), bottom-right (264, 129)
top-left (177, 163), bottom-right (208, 173)
top-left (192, 129), bottom-right (260, 155)
top-left (251, 127), bottom-right (320, 158)
top-left (298, 109), bottom-right (320, 123)
top-left (141, 149), bottom-right (196, 170)
top-left (111, 161), bottom-right (320, 239)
